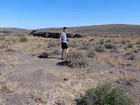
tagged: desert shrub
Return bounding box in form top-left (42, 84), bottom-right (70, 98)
top-left (95, 45), bottom-right (105, 53)
top-left (19, 35), bottom-right (28, 42)
top-left (125, 52), bottom-right (135, 60)
top-left (126, 42), bottom-right (133, 48)
top-left (128, 55), bottom-right (135, 60)
top-left (87, 47), bottom-right (96, 58)
top-left (0, 43), bottom-right (6, 49)
top-left (77, 84), bottom-right (133, 105)
top-left (48, 48), bottom-right (60, 56)
top-left (69, 41), bottom-right (79, 48)
top-left (66, 50), bottom-right (88, 68)
top-left (122, 40), bottom-right (130, 44)
top-left (100, 39), bottom-right (105, 45)
top-left (135, 41), bottom-right (140, 45)
top-left (104, 43), bottom-right (117, 50)
top-left (79, 42), bottom-right (90, 50)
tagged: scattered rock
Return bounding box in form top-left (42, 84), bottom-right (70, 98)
top-left (133, 50), bottom-right (138, 53)
top-left (38, 52), bottom-right (48, 58)
top-left (116, 80), bottom-right (122, 84)
top-left (56, 100), bottom-right (65, 105)
top-left (116, 80), bottom-right (133, 87)
top-left (63, 78), bottom-right (69, 81)
top-left (109, 71), bottom-right (113, 74)
top-left (75, 98), bottom-right (85, 105)
top-left (126, 63), bottom-right (132, 66)
top-left (125, 81), bottom-right (133, 86)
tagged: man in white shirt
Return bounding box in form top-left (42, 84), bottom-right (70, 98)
top-left (59, 27), bottom-right (69, 60)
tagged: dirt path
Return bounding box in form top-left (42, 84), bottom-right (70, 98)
top-left (2, 52), bottom-right (84, 104)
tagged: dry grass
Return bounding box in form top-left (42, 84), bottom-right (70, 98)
top-left (133, 61), bottom-right (140, 70)
top-left (123, 71), bottom-right (138, 81)
top-left (0, 69), bottom-right (6, 83)
top-left (0, 51), bottom-right (20, 67)
top-left (129, 37), bottom-right (140, 43)
top-left (97, 53), bottom-right (126, 67)
top-left (48, 39), bottom-right (58, 48)
top-left (1, 35), bottom-right (54, 55)
top-left (7, 55), bottom-right (20, 66)
top-left (117, 46), bottom-right (126, 53)
top-left (0, 96), bottom-right (5, 105)
top-left (5, 81), bottom-right (19, 92)
top-left (31, 89), bottom-right (48, 104)
top-left (107, 56), bottom-right (125, 67)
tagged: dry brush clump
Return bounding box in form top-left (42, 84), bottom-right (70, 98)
top-left (48, 47), bottom-right (60, 56)
top-left (122, 71), bottom-right (139, 82)
top-left (122, 40), bottom-right (131, 45)
top-left (104, 42), bottom-right (117, 51)
top-left (30, 89), bottom-right (48, 104)
top-left (0, 51), bottom-right (20, 67)
top-left (126, 42), bottom-right (134, 48)
top-left (95, 45), bottom-right (105, 53)
top-left (87, 47), bottom-right (96, 58)
top-left (19, 35), bottom-right (28, 42)
top-left (69, 41), bottom-right (79, 48)
top-left (132, 61), bottom-right (140, 70)
top-left (66, 50), bottom-right (88, 68)
top-left (99, 39), bottom-right (105, 45)
top-left (78, 42), bottom-right (90, 50)
top-left (125, 52), bottom-right (135, 60)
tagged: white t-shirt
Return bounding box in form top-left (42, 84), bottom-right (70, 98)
top-left (61, 32), bottom-right (67, 43)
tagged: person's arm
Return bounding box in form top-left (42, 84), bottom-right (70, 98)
top-left (59, 33), bottom-right (62, 45)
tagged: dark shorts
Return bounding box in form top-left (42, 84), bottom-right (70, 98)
top-left (61, 43), bottom-right (68, 49)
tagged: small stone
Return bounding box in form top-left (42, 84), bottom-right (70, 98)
top-left (63, 78), bottom-right (69, 81)
top-left (109, 71), bottom-right (113, 74)
top-left (125, 81), bottom-right (133, 86)
top-left (116, 80), bottom-right (121, 84)
top-left (56, 100), bottom-right (65, 105)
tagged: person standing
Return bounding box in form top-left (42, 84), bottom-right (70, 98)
top-left (60, 27), bottom-right (69, 60)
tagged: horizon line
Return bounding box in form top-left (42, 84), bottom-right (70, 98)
top-left (0, 23), bottom-right (140, 30)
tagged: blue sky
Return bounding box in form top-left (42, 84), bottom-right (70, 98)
top-left (0, 0), bottom-right (140, 29)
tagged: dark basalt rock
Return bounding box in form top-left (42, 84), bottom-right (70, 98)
top-left (38, 52), bottom-right (48, 58)
top-left (29, 30), bottom-right (82, 38)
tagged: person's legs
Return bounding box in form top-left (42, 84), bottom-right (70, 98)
top-left (65, 48), bottom-right (69, 56)
top-left (61, 43), bottom-right (69, 59)
top-left (65, 42), bottom-right (69, 57)
top-left (61, 49), bottom-right (65, 59)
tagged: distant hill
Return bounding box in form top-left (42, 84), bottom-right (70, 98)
top-left (37, 24), bottom-right (140, 37)
top-left (1, 24), bottom-right (140, 36)
top-left (0, 28), bottom-right (31, 35)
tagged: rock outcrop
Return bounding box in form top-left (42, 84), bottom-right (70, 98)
top-left (29, 30), bottom-right (82, 38)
